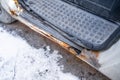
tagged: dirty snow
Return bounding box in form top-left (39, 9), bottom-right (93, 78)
top-left (0, 26), bottom-right (80, 80)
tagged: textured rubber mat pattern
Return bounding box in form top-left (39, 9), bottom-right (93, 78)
top-left (23, 0), bottom-right (119, 50)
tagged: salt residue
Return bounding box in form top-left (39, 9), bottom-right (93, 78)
top-left (0, 27), bottom-right (80, 80)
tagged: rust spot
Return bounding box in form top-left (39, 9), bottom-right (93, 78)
top-left (10, 10), bottom-right (17, 16)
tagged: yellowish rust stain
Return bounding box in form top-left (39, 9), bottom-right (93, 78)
top-left (10, 10), bottom-right (17, 15)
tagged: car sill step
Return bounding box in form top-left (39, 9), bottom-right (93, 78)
top-left (20, 0), bottom-right (120, 50)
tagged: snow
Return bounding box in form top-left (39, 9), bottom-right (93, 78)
top-left (0, 27), bottom-right (80, 80)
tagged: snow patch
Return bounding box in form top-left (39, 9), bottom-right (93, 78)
top-left (0, 27), bottom-right (80, 80)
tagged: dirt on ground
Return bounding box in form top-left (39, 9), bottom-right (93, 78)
top-left (0, 21), bottom-right (110, 80)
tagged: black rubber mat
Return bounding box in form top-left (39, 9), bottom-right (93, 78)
top-left (21, 0), bottom-right (120, 50)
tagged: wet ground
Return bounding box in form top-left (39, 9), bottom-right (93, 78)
top-left (0, 21), bottom-right (110, 80)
